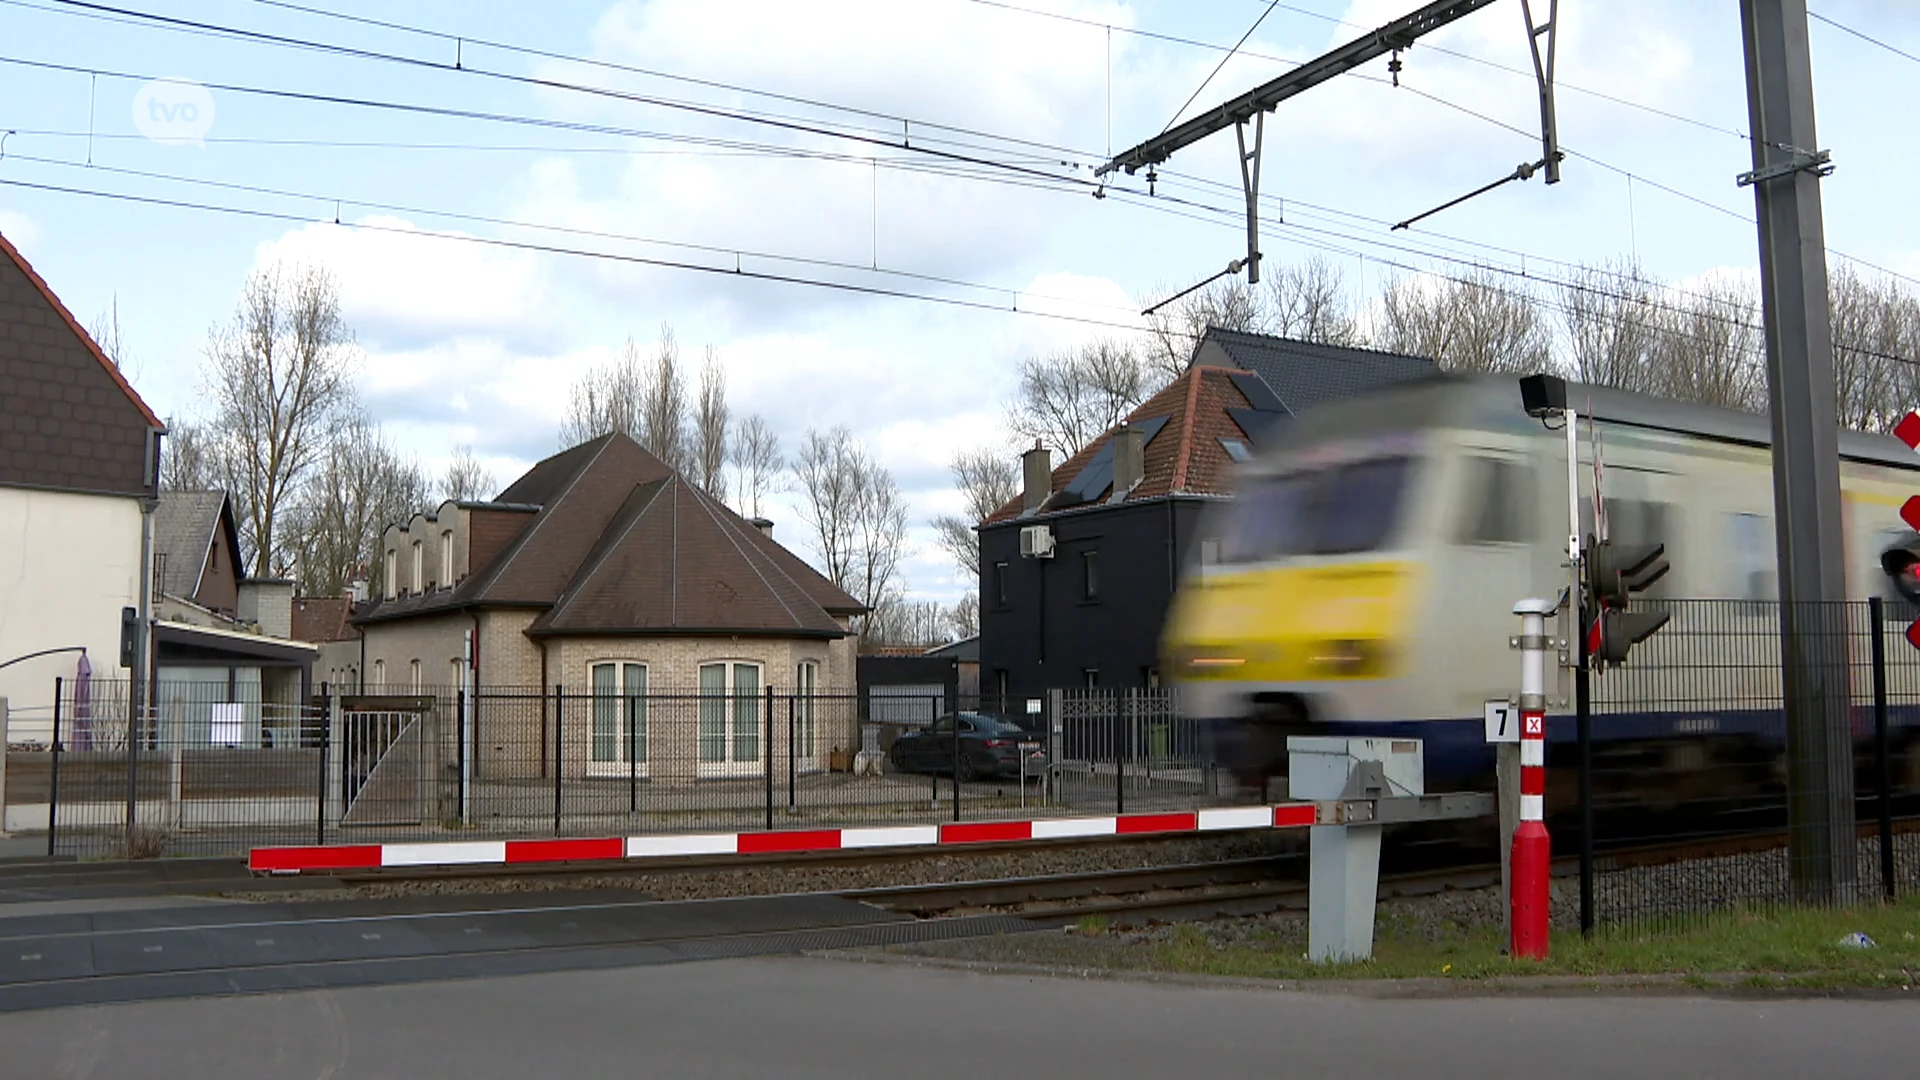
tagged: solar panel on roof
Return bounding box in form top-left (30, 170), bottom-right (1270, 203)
top-left (1135, 414), bottom-right (1171, 445)
top-left (1055, 443), bottom-right (1115, 507)
top-left (1227, 371), bottom-right (1289, 414)
top-left (1228, 407), bottom-right (1284, 446)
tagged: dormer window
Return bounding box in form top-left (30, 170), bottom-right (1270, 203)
top-left (384, 549), bottom-right (397, 600)
top-left (411, 540), bottom-right (424, 595)
top-left (441, 530), bottom-right (454, 588)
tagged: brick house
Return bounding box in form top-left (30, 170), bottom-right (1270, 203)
top-left (353, 433), bottom-right (865, 782)
top-left (0, 230), bottom-right (164, 730)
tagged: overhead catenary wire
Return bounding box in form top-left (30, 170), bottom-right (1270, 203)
top-left (1808, 9), bottom-right (1920, 67)
top-left (1157, 0), bottom-right (1281, 135)
top-left (0, 174), bottom-right (1187, 341)
top-left (10, 0), bottom-right (1917, 317)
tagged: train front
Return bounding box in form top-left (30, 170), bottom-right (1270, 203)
top-left (1162, 429), bottom-right (1435, 798)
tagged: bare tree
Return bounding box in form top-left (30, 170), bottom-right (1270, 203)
top-left (1375, 269), bottom-right (1554, 375)
top-left (204, 263), bottom-right (356, 576)
top-left (1266, 256), bottom-right (1362, 347)
top-left (694, 346), bottom-right (729, 499)
top-left (1140, 277), bottom-right (1267, 384)
top-left (558, 336), bottom-right (647, 447)
top-left (281, 415), bottom-right (430, 597)
top-left (790, 426), bottom-right (908, 639)
top-left (929, 447), bottom-right (1019, 583)
top-left (850, 461), bottom-right (909, 640)
top-left (1652, 277), bottom-right (1765, 411)
top-left (946, 592), bottom-right (980, 640)
top-left (440, 445), bottom-right (496, 503)
top-left (863, 598), bottom-right (949, 649)
top-left (641, 325), bottom-right (689, 473)
top-left (732, 414), bottom-right (783, 518)
top-left (160, 417), bottom-right (215, 491)
top-left (89, 296), bottom-right (127, 372)
top-left (1828, 264), bottom-right (1920, 433)
top-left (791, 426), bottom-right (863, 588)
top-left (1560, 261), bottom-right (1662, 394)
top-left (1007, 339), bottom-right (1149, 459)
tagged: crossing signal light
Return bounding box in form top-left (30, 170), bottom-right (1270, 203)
top-left (118, 606), bottom-right (139, 670)
top-left (1585, 539), bottom-right (1670, 667)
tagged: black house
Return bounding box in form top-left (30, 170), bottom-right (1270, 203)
top-left (977, 329), bottom-right (1439, 703)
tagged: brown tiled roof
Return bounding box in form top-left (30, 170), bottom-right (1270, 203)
top-left (292, 596), bottom-right (357, 643)
top-left (357, 433), bottom-right (863, 637)
top-left (529, 475), bottom-right (850, 638)
top-left (984, 366), bottom-right (1257, 525)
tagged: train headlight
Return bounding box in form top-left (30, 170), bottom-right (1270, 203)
top-left (1306, 639), bottom-right (1385, 677)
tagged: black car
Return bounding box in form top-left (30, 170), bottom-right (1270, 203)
top-left (887, 712), bottom-right (1046, 781)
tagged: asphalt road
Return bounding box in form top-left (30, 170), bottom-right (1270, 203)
top-left (6, 955), bottom-right (1919, 1079)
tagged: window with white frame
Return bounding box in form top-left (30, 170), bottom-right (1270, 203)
top-left (795, 660), bottom-right (819, 762)
top-left (441, 529), bottom-right (454, 587)
top-left (384, 549), bottom-right (397, 600)
top-left (409, 659), bottom-right (422, 692)
top-left (373, 659), bottom-right (385, 689)
top-left (590, 662), bottom-right (648, 768)
top-left (411, 540), bottom-right (424, 594)
top-left (698, 661), bottom-right (761, 769)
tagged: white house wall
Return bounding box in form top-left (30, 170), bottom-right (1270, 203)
top-left (0, 486), bottom-right (142, 732)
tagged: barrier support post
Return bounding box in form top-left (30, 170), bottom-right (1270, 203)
top-left (1511, 597), bottom-right (1554, 960)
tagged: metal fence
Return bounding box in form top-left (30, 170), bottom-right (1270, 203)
top-left (1579, 596), bottom-right (1920, 931)
top-left (18, 680), bottom-right (1225, 859)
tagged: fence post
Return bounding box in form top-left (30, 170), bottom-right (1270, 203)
top-left (1871, 595), bottom-right (1896, 902)
top-left (552, 684), bottom-right (564, 837)
top-left (787, 693), bottom-right (797, 813)
top-left (1511, 598), bottom-right (1554, 961)
top-left (764, 686), bottom-right (775, 831)
top-left (316, 685), bottom-right (330, 847)
top-left (1115, 693), bottom-right (1127, 816)
top-left (456, 688), bottom-right (468, 827)
top-left (1577, 594), bottom-right (1595, 937)
top-left (124, 677), bottom-right (140, 847)
top-left (628, 695), bottom-right (639, 816)
top-left (47, 677), bottom-right (62, 858)
top-left (950, 694), bottom-right (961, 823)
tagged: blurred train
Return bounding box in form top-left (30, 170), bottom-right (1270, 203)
top-left (1161, 373), bottom-right (1920, 815)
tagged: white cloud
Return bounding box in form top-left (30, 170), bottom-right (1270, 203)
top-left (0, 208), bottom-right (42, 255)
top-left (252, 216), bottom-right (558, 352)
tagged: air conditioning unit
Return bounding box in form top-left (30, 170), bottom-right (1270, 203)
top-left (1020, 524), bottom-right (1055, 559)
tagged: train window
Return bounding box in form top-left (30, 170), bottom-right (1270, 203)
top-left (1217, 474), bottom-right (1312, 563)
top-left (1458, 457), bottom-right (1532, 545)
top-left (1728, 513), bottom-right (1778, 602)
top-left (1313, 457), bottom-right (1413, 554)
top-left (1215, 457), bottom-right (1414, 562)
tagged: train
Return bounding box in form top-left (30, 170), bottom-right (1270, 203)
top-left (1161, 372), bottom-right (1920, 815)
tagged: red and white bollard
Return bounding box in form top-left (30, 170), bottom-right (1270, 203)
top-left (1510, 598), bottom-right (1554, 960)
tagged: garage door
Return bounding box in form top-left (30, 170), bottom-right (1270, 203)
top-left (868, 684), bottom-right (945, 725)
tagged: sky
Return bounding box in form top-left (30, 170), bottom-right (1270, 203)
top-left (2, 0), bottom-right (1917, 611)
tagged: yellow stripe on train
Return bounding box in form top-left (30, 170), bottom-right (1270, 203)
top-left (1162, 559), bottom-right (1423, 683)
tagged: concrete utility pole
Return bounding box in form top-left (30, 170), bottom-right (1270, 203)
top-left (1739, 0), bottom-right (1854, 899)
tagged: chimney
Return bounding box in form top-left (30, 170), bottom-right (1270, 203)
top-left (1111, 422), bottom-right (1144, 499)
top-left (1021, 440), bottom-right (1052, 513)
top-left (749, 517), bottom-right (775, 540)
top-left (348, 578), bottom-right (369, 604)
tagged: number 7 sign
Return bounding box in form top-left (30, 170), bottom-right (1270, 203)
top-left (1484, 700), bottom-right (1517, 744)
